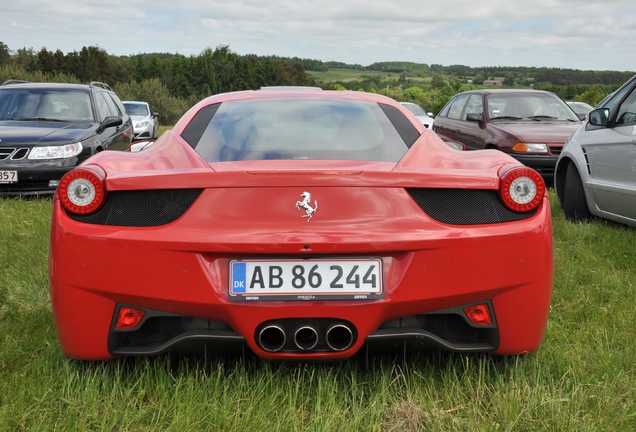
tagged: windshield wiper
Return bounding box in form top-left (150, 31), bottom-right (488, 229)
top-left (22, 117), bottom-right (69, 122)
top-left (490, 116), bottom-right (523, 121)
top-left (529, 115), bottom-right (577, 122)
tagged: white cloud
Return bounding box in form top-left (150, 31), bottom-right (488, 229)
top-left (2, 0), bottom-right (636, 70)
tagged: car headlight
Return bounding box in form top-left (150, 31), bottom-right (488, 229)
top-left (511, 142), bottom-right (549, 153)
top-left (28, 143), bottom-right (83, 160)
top-left (135, 121), bottom-right (149, 128)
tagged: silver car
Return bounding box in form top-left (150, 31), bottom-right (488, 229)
top-left (555, 74), bottom-right (636, 226)
top-left (123, 101), bottom-right (159, 139)
top-left (400, 102), bottom-right (434, 128)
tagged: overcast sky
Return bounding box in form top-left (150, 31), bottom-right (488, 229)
top-left (3, 0), bottom-right (636, 71)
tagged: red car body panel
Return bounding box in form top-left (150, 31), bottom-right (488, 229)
top-left (49, 90), bottom-right (553, 361)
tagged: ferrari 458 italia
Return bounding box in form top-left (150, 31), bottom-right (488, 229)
top-left (49, 88), bottom-right (553, 362)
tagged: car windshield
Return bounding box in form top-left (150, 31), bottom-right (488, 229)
top-left (0, 89), bottom-right (94, 121)
top-left (567, 102), bottom-right (593, 114)
top-left (124, 103), bottom-right (150, 116)
top-left (487, 93), bottom-right (579, 122)
top-left (191, 98), bottom-right (411, 163)
top-left (402, 103), bottom-right (428, 117)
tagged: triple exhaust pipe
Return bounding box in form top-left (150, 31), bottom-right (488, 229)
top-left (257, 320), bottom-right (355, 353)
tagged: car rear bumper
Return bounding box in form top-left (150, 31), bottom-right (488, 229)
top-left (50, 194), bottom-right (554, 361)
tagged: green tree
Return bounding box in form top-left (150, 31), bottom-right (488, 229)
top-left (403, 86), bottom-right (425, 101)
top-left (77, 46), bottom-right (112, 82)
top-left (431, 75), bottom-right (446, 89)
top-left (578, 85), bottom-right (607, 106)
top-left (13, 47), bottom-right (37, 71)
top-left (36, 48), bottom-right (55, 74)
top-left (473, 73), bottom-right (486, 84)
top-left (504, 72), bottom-right (516, 87)
top-left (0, 42), bottom-right (11, 67)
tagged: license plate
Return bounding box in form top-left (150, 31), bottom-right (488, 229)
top-left (0, 170), bottom-right (17, 183)
top-left (229, 258), bottom-right (383, 301)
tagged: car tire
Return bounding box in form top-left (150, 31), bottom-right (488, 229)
top-left (562, 162), bottom-right (590, 221)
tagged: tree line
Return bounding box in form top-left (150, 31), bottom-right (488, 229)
top-left (1, 41), bottom-right (634, 122)
top-left (0, 42), bottom-right (317, 125)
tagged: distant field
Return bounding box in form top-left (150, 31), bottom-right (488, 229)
top-left (308, 68), bottom-right (390, 82)
top-left (309, 68), bottom-right (433, 84)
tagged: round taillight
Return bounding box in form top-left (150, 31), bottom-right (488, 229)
top-left (498, 166), bottom-right (545, 212)
top-left (58, 168), bottom-right (106, 215)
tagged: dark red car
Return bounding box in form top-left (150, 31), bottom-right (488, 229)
top-left (433, 89), bottom-right (582, 182)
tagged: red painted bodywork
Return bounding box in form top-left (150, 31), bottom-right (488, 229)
top-left (49, 90), bottom-right (553, 360)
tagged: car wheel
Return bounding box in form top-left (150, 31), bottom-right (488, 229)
top-left (562, 162), bottom-right (590, 221)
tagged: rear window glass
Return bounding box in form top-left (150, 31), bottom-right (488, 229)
top-left (186, 98), bottom-right (411, 163)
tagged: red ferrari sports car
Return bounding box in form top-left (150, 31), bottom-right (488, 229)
top-left (49, 88), bottom-right (553, 362)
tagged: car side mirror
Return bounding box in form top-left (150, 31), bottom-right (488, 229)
top-left (96, 116), bottom-right (123, 133)
top-left (153, 112), bottom-right (160, 118)
top-left (466, 112), bottom-right (484, 123)
top-left (588, 108), bottom-right (609, 126)
top-left (129, 140), bottom-right (155, 152)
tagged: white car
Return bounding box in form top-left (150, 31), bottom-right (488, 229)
top-left (400, 102), bottom-right (434, 128)
top-left (555, 75), bottom-right (636, 226)
top-left (123, 101), bottom-right (159, 139)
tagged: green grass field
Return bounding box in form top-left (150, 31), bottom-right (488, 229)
top-left (307, 68), bottom-right (432, 84)
top-left (1, 191), bottom-right (635, 431)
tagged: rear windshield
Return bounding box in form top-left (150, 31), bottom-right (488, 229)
top-left (124, 103), bottom-right (150, 116)
top-left (0, 89), bottom-right (94, 121)
top-left (184, 98), bottom-right (413, 162)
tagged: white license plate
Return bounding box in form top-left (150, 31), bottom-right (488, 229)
top-left (0, 170), bottom-right (17, 183)
top-left (229, 258), bottom-right (383, 301)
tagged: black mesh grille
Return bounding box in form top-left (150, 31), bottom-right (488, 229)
top-left (0, 148), bottom-right (13, 160)
top-left (67, 189), bottom-right (203, 227)
top-left (119, 316), bottom-right (234, 349)
top-left (406, 188), bottom-right (537, 225)
top-left (378, 314), bottom-right (492, 345)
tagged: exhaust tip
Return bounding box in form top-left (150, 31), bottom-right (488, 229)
top-left (258, 325), bottom-right (286, 352)
top-left (294, 325), bottom-right (319, 350)
top-left (326, 323), bottom-right (354, 351)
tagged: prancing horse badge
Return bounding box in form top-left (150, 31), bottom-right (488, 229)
top-left (295, 191), bottom-right (318, 222)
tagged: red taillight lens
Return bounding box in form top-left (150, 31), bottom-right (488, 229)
top-left (58, 167), bottom-right (106, 215)
top-left (463, 303), bottom-right (493, 326)
top-left (498, 166), bottom-right (545, 212)
top-left (115, 307), bottom-right (146, 330)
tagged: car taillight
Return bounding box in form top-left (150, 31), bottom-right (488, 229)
top-left (58, 167), bottom-right (106, 215)
top-left (498, 166), bottom-right (545, 213)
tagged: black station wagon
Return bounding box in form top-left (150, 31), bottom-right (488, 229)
top-left (0, 80), bottom-right (132, 195)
